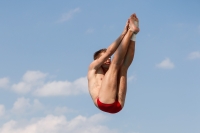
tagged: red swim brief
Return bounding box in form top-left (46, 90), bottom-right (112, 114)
top-left (97, 98), bottom-right (122, 114)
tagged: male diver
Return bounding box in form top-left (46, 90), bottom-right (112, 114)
top-left (87, 14), bottom-right (140, 113)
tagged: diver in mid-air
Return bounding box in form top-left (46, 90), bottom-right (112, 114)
top-left (87, 13), bottom-right (140, 113)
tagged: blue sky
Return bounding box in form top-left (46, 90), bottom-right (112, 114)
top-left (0, 0), bottom-right (200, 133)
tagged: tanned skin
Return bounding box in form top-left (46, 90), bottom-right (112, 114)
top-left (88, 14), bottom-right (140, 109)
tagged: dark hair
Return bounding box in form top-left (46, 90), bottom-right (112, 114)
top-left (93, 48), bottom-right (107, 60)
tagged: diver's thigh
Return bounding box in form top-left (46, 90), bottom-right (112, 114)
top-left (98, 68), bottom-right (118, 104)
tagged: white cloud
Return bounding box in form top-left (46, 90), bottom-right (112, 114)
top-left (11, 97), bottom-right (43, 114)
top-left (0, 114), bottom-right (117, 133)
top-left (187, 51), bottom-right (200, 60)
top-left (32, 99), bottom-right (44, 111)
top-left (0, 78), bottom-right (9, 88)
top-left (58, 8), bottom-right (80, 23)
top-left (12, 71), bottom-right (47, 94)
top-left (0, 104), bottom-right (5, 117)
top-left (54, 107), bottom-right (74, 115)
top-left (33, 77), bottom-right (88, 97)
top-left (128, 75), bottom-right (137, 82)
top-left (12, 82), bottom-right (32, 94)
top-left (10, 70), bottom-right (88, 97)
top-left (12, 97), bottom-right (31, 114)
top-left (22, 71), bottom-right (47, 83)
top-left (156, 58), bottom-right (175, 69)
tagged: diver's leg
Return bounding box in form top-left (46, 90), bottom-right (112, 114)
top-left (117, 40), bottom-right (135, 107)
top-left (117, 14), bottom-right (139, 107)
top-left (98, 30), bottom-right (134, 104)
top-left (98, 14), bottom-right (139, 104)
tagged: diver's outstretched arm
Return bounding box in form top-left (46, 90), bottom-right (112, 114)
top-left (90, 20), bottom-right (129, 69)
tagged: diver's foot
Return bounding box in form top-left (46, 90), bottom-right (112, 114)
top-left (129, 13), bottom-right (140, 34)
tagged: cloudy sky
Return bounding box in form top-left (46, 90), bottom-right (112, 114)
top-left (0, 0), bottom-right (200, 133)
